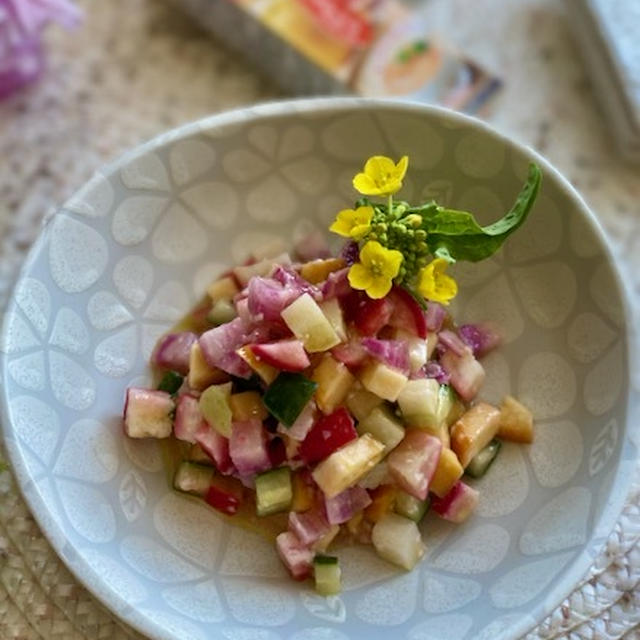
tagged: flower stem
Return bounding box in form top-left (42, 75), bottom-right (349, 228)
top-left (388, 194), bottom-right (393, 217)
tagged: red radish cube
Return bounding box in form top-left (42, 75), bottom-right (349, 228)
top-left (331, 339), bottom-right (368, 369)
top-left (431, 480), bottom-right (479, 523)
top-left (341, 291), bottom-right (393, 336)
top-left (387, 287), bottom-right (427, 338)
top-left (276, 531), bottom-right (314, 580)
top-left (440, 349), bottom-right (485, 402)
top-left (387, 429), bottom-right (442, 500)
top-left (195, 425), bottom-right (235, 475)
top-left (124, 388), bottom-right (174, 439)
top-left (251, 339), bottom-right (310, 372)
top-left (288, 507), bottom-right (331, 546)
top-left (229, 419), bottom-right (271, 475)
top-left (324, 486), bottom-right (372, 525)
top-left (153, 332), bottom-right (197, 375)
top-left (299, 407), bottom-right (357, 465)
top-left (174, 394), bottom-right (205, 443)
top-left (205, 483), bottom-right (241, 516)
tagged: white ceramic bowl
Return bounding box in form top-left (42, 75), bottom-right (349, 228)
top-left (1, 99), bottom-right (638, 640)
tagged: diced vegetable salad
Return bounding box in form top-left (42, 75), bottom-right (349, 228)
top-left (122, 155), bottom-right (540, 595)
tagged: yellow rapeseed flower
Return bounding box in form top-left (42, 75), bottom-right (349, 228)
top-left (417, 258), bottom-right (458, 305)
top-left (353, 155), bottom-right (409, 196)
top-left (329, 205), bottom-right (374, 240)
top-left (348, 241), bottom-right (403, 299)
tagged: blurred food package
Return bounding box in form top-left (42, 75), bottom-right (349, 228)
top-left (174, 0), bottom-right (502, 114)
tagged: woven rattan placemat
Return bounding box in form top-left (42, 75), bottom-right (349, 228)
top-left (0, 0), bottom-right (638, 638)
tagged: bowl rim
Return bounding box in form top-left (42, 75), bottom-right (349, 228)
top-left (1, 96), bottom-right (637, 640)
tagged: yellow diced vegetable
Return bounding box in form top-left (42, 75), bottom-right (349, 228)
top-left (188, 342), bottom-right (229, 391)
top-left (207, 275), bottom-right (239, 303)
top-left (430, 448), bottom-right (464, 498)
top-left (300, 258), bottom-right (346, 284)
top-left (312, 354), bottom-right (355, 414)
top-left (229, 391), bottom-right (268, 422)
top-left (450, 402), bottom-right (501, 468)
top-left (358, 360), bottom-right (408, 402)
top-left (236, 345), bottom-right (278, 384)
top-left (498, 395), bottom-right (534, 443)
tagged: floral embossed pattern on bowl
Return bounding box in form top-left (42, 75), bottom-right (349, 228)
top-left (1, 99), bottom-right (638, 640)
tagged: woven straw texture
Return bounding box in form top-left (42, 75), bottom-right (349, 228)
top-left (0, 0), bottom-right (638, 638)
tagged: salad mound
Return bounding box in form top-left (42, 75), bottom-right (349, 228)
top-left (122, 155), bottom-right (540, 596)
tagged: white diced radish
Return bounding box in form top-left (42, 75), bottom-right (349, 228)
top-left (276, 531), bottom-right (314, 580)
top-left (195, 425), bottom-right (235, 475)
top-left (357, 406), bottom-right (405, 454)
top-left (288, 507), bottom-right (331, 546)
top-left (429, 447), bottom-right (464, 498)
top-left (394, 329), bottom-right (428, 374)
top-left (153, 332), bottom-right (197, 375)
top-left (431, 480), bottom-right (479, 523)
top-left (229, 419), bottom-right (271, 475)
top-left (251, 339), bottom-right (310, 372)
top-left (498, 395), bottom-right (534, 443)
top-left (124, 388), bottom-right (174, 439)
top-left (313, 524), bottom-right (340, 552)
top-left (371, 513), bottom-right (425, 570)
top-left (188, 341), bottom-right (228, 391)
top-left (207, 275), bottom-right (239, 303)
top-left (324, 486), bottom-right (372, 525)
top-left (358, 360), bottom-right (408, 402)
top-left (387, 429), bottom-right (442, 500)
top-left (281, 293), bottom-right (340, 353)
top-left (233, 252), bottom-right (291, 286)
top-left (346, 387), bottom-right (383, 422)
top-left (174, 393), bottom-right (205, 443)
top-left (440, 349), bottom-right (485, 402)
top-left (311, 354), bottom-right (355, 414)
top-left (450, 402), bottom-right (501, 467)
top-left (397, 378), bottom-right (440, 429)
top-left (320, 298), bottom-right (347, 342)
top-left (312, 434), bottom-right (385, 498)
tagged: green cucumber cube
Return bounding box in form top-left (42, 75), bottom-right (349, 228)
top-left (395, 491), bottom-right (430, 523)
top-left (357, 405), bottom-right (405, 454)
top-left (465, 439), bottom-right (502, 478)
top-left (255, 467), bottom-right (293, 516)
top-left (207, 299), bottom-right (237, 326)
top-left (263, 372), bottom-right (318, 427)
top-left (173, 462), bottom-right (214, 497)
top-left (313, 555), bottom-right (341, 595)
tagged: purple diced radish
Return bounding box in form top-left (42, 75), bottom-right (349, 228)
top-left (195, 425), bottom-right (235, 475)
top-left (247, 277), bottom-right (296, 323)
top-left (431, 480), bottom-right (479, 523)
top-left (123, 388), bottom-right (174, 439)
top-left (251, 339), bottom-right (310, 372)
top-left (331, 339), bottom-right (368, 369)
top-left (459, 324), bottom-right (502, 358)
top-left (153, 332), bottom-right (197, 375)
top-left (174, 394), bottom-right (205, 443)
top-left (235, 296), bottom-right (252, 324)
top-left (340, 241), bottom-right (360, 266)
top-left (272, 265), bottom-right (322, 301)
top-left (276, 531), bottom-right (313, 580)
top-left (288, 507), bottom-right (331, 546)
top-left (440, 349), bottom-right (485, 402)
top-left (438, 329), bottom-right (468, 357)
top-left (423, 361), bottom-right (451, 384)
top-left (321, 267), bottom-right (351, 300)
top-left (229, 419), bottom-right (271, 475)
top-left (199, 317), bottom-right (252, 378)
top-left (424, 302), bottom-right (447, 332)
top-left (294, 229), bottom-right (331, 262)
top-left (324, 486), bottom-right (372, 525)
top-left (387, 429), bottom-right (442, 500)
top-left (361, 338), bottom-right (410, 375)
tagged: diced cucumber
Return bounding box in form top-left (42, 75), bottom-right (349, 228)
top-left (255, 467), bottom-right (293, 516)
top-left (357, 406), bottom-right (405, 454)
top-left (397, 378), bottom-right (440, 429)
top-left (346, 388), bottom-right (383, 422)
top-left (371, 513), bottom-right (425, 570)
top-left (435, 384), bottom-right (455, 426)
top-left (208, 299), bottom-right (236, 326)
top-left (157, 370), bottom-right (183, 395)
top-left (173, 462), bottom-right (214, 496)
top-left (263, 372), bottom-right (318, 427)
top-left (199, 383), bottom-right (233, 437)
top-left (395, 491), bottom-right (430, 523)
top-left (465, 439), bottom-right (502, 478)
top-left (313, 555), bottom-right (341, 596)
